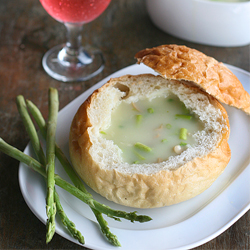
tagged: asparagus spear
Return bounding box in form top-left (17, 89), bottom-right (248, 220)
top-left (16, 95), bottom-right (85, 244)
top-left (16, 96), bottom-right (46, 165)
top-left (54, 191), bottom-right (84, 244)
top-left (0, 138), bottom-right (152, 223)
top-left (26, 100), bottom-right (121, 246)
top-left (45, 88), bottom-right (58, 243)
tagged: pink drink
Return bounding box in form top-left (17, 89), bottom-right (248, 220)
top-left (39, 0), bottom-right (111, 23)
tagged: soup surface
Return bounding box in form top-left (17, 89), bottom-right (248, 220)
top-left (102, 95), bottom-right (204, 164)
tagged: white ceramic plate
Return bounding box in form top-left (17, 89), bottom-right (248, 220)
top-left (19, 64), bottom-right (250, 250)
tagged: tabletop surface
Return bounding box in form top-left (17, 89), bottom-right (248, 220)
top-left (0, 0), bottom-right (249, 249)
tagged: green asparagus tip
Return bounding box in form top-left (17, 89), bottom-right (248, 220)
top-left (137, 215), bottom-right (153, 223)
top-left (127, 211), bottom-right (152, 223)
top-left (55, 191), bottom-right (85, 244)
top-left (46, 209), bottom-right (56, 244)
top-left (100, 224), bottom-right (121, 246)
top-left (107, 234), bottom-right (121, 247)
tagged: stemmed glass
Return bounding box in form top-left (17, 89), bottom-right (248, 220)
top-left (39, 0), bottom-right (111, 82)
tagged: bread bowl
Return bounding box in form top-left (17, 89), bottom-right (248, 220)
top-left (69, 77), bottom-right (231, 208)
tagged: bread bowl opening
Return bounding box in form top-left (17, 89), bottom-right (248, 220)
top-left (87, 75), bottom-right (228, 175)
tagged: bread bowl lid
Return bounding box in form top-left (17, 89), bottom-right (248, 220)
top-left (135, 44), bottom-right (250, 115)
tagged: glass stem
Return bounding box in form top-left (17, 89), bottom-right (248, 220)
top-left (58, 22), bottom-right (92, 66)
top-left (64, 22), bottom-right (83, 57)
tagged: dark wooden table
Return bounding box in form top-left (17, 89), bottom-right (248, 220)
top-left (0, 0), bottom-right (249, 249)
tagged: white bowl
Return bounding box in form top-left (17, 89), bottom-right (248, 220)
top-left (146, 0), bottom-right (250, 47)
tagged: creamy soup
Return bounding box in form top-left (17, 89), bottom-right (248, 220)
top-left (101, 95), bottom-right (204, 164)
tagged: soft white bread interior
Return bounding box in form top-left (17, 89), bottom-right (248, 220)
top-left (135, 44), bottom-right (250, 115)
top-left (69, 74), bottom-right (231, 208)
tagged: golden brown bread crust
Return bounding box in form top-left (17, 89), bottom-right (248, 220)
top-left (69, 75), bottom-right (231, 208)
top-left (135, 44), bottom-right (250, 115)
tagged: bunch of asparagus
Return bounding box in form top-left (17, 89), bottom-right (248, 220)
top-left (0, 88), bottom-right (152, 246)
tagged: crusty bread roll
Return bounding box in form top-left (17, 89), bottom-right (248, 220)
top-left (69, 73), bottom-right (231, 208)
top-left (135, 44), bottom-right (250, 115)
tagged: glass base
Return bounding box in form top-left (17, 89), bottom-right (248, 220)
top-left (42, 44), bottom-right (105, 82)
